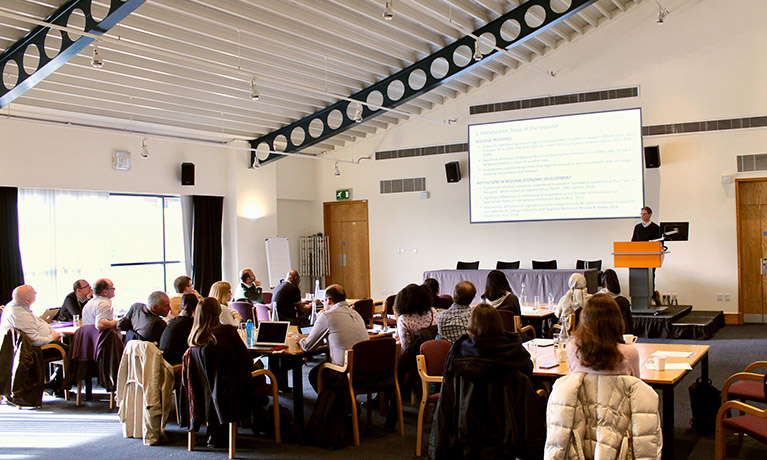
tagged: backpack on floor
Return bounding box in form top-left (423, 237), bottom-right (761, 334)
top-left (688, 377), bottom-right (721, 435)
top-left (303, 372), bottom-right (353, 450)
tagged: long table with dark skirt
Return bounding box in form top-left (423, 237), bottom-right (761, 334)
top-left (423, 268), bottom-right (599, 304)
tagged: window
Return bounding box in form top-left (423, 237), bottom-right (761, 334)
top-left (18, 189), bottom-right (185, 314)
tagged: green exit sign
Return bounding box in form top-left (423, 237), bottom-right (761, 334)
top-left (336, 189), bottom-right (351, 200)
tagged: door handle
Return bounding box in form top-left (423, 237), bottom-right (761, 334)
top-left (342, 253), bottom-right (347, 267)
top-left (762, 258), bottom-right (767, 275)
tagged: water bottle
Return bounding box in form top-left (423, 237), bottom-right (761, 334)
top-left (245, 319), bottom-right (254, 347)
top-left (520, 282), bottom-right (527, 306)
top-left (314, 279), bottom-right (320, 298)
top-left (548, 292), bottom-right (554, 308)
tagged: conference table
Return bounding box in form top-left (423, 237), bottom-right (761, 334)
top-left (525, 341), bottom-right (709, 460)
top-left (424, 268), bottom-right (599, 304)
top-left (245, 328), bottom-right (394, 427)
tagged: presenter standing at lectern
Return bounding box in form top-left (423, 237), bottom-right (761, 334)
top-left (631, 207), bottom-right (661, 241)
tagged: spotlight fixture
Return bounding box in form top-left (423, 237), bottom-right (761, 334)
top-left (655, 0), bottom-right (669, 24)
top-left (334, 161), bottom-right (341, 176)
top-left (473, 38), bottom-right (482, 61)
top-left (250, 76), bottom-right (260, 100)
top-left (383, 0), bottom-right (394, 21)
top-left (353, 104), bottom-right (363, 123)
top-left (140, 138), bottom-right (149, 158)
top-left (91, 40), bottom-right (104, 68)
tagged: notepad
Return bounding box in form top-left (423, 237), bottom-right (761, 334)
top-left (651, 351), bottom-right (695, 358)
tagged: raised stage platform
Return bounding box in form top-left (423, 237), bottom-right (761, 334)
top-left (631, 305), bottom-right (724, 339)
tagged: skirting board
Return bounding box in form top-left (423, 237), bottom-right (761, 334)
top-left (724, 313), bottom-right (743, 324)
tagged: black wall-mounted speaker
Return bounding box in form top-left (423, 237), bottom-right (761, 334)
top-left (181, 162), bottom-right (195, 186)
top-left (644, 146), bottom-right (661, 169)
top-left (445, 161), bottom-right (461, 183)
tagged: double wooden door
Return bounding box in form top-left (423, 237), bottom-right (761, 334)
top-left (323, 200), bottom-right (370, 299)
top-left (737, 179), bottom-right (767, 323)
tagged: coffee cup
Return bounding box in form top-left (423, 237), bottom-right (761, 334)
top-left (653, 355), bottom-right (667, 371)
top-left (622, 334), bottom-right (637, 344)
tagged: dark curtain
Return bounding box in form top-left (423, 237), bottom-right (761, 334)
top-left (0, 187), bottom-right (24, 304)
top-left (191, 195), bottom-right (223, 297)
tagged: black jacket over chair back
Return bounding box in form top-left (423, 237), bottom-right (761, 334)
top-left (0, 328), bottom-right (44, 406)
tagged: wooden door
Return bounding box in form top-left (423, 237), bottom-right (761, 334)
top-left (324, 200), bottom-right (370, 299)
top-left (737, 179), bottom-right (767, 323)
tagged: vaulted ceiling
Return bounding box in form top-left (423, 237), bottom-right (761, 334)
top-left (0, 0), bottom-right (644, 157)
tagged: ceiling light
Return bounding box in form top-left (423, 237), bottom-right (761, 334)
top-left (383, 0), bottom-right (394, 21)
top-left (140, 138), bottom-right (149, 158)
top-left (250, 76), bottom-right (260, 100)
top-left (353, 104), bottom-right (363, 123)
top-left (91, 40), bottom-right (104, 68)
top-left (655, 1), bottom-right (669, 25)
top-left (334, 161), bottom-right (341, 176)
top-left (473, 38), bottom-right (483, 61)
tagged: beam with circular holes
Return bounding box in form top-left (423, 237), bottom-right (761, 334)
top-left (250, 0), bottom-right (597, 166)
top-left (0, 0), bottom-right (147, 109)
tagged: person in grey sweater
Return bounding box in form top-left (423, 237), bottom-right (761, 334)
top-left (300, 284), bottom-right (369, 393)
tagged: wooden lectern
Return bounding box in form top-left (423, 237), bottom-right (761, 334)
top-left (613, 241), bottom-right (665, 308)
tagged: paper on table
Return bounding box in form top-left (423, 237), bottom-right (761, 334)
top-left (532, 338), bottom-right (554, 346)
top-left (646, 362), bottom-right (693, 370)
top-left (651, 351), bottom-right (695, 358)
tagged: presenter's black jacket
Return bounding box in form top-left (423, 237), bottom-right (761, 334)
top-left (429, 332), bottom-right (544, 460)
top-left (631, 222), bottom-right (661, 241)
top-left (59, 291), bottom-right (85, 322)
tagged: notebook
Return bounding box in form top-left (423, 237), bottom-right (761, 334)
top-left (253, 321), bottom-right (290, 347)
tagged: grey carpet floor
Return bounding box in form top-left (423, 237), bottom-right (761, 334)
top-left (2, 324), bottom-right (766, 459)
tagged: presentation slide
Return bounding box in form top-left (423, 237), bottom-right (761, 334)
top-left (468, 108), bottom-right (644, 223)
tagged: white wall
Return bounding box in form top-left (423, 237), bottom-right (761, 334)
top-left (308, 0), bottom-right (767, 312)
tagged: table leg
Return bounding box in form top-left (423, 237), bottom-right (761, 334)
top-left (291, 357), bottom-right (305, 427)
top-left (701, 353), bottom-right (709, 382)
top-left (661, 386), bottom-right (674, 460)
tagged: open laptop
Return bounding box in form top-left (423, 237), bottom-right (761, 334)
top-left (40, 307), bottom-right (60, 323)
top-left (250, 321), bottom-right (291, 351)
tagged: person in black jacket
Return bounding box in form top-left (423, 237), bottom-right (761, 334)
top-left (631, 206), bottom-right (661, 241)
top-left (159, 293), bottom-right (198, 365)
top-left (59, 279), bottom-right (92, 322)
top-left (429, 304), bottom-right (545, 460)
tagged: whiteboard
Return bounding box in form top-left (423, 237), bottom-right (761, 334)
top-left (265, 237), bottom-right (291, 289)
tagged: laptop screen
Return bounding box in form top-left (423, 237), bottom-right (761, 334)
top-left (254, 321), bottom-right (290, 346)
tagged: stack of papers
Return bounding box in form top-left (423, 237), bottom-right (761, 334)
top-left (651, 351), bottom-right (695, 358)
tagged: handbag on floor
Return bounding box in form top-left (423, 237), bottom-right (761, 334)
top-left (688, 377), bottom-right (721, 435)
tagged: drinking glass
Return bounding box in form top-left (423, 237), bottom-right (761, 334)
top-left (533, 295), bottom-right (541, 311)
top-left (529, 342), bottom-right (538, 366)
top-left (553, 333), bottom-right (561, 349)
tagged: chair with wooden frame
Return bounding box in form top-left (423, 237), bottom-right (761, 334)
top-left (70, 325), bottom-right (122, 409)
top-left (415, 339), bottom-right (452, 456)
top-left (373, 294), bottom-right (397, 328)
top-left (317, 337), bottom-right (404, 446)
top-left (352, 298), bottom-right (375, 329)
top-left (41, 342), bottom-right (69, 401)
top-left (549, 312), bottom-right (578, 339)
top-left (722, 361), bottom-right (767, 406)
top-left (187, 368), bottom-right (281, 459)
top-left (715, 370), bottom-right (767, 459)
top-left (496, 310), bottom-right (536, 342)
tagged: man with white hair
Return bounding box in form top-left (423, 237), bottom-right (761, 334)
top-left (118, 291), bottom-right (171, 343)
top-left (0, 284), bottom-right (62, 346)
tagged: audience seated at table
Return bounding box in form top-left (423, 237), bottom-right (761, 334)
top-left (234, 268), bottom-right (263, 304)
top-left (566, 294), bottom-right (640, 377)
top-left (169, 275), bottom-right (201, 318)
top-left (481, 270), bottom-right (521, 316)
top-left (597, 269), bottom-right (633, 334)
top-left (82, 278), bottom-right (119, 330)
top-left (395, 283), bottom-right (439, 351)
top-left (429, 304), bottom-right (544, 459)
top-left (274, 270), bottom-right (312, 326)
top-left (422, 278), bottom-right (452, 310)
top-left (436, 281), bottom-right (476, 343)
top-left (184, 296), bottom-right (265, 447)
top-left (118, 291), bottom-right (171, 343)
top-left (58, 279), bottom-right (92, 322)
top-left (208, 281), bottom-right (241, 326)
top-left (555, 273), bottom-right (589, 319)
top-left (159, 293), bottom-right (198, 365)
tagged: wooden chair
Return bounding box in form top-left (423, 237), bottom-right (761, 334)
top-left (254, 303), bottom-right (271, 323)
top-left (456, 261), bottom-right (480, 270)
top-left (230, 301), bottom-right (255, 323)
top-left (495, 310), bottom-right (535, 342)
top-left (373, 294), bottom-right (397, 328)
top-left (317, 337), bottom-right (404, 446)
top-left (353, 298), bottom-right (375, 329)
top-left (722, 361), bottom-right (767, 405)
top-left (70, 325), bottom-right (122, 409)
top-left (415, 339), bottom-right (452, 456)
top-left (532, 260), bottom-right (557, 269)
top-left (187, 368), bottom-right (281, 459)
top-left (715, 371), bottom-right (767, 459)
top-left (41, 342), bottom-right (69, 401)
top-left (496, 260), bottom-right (520, 269)
top-left (549, 312), bottom-right (577, 339)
